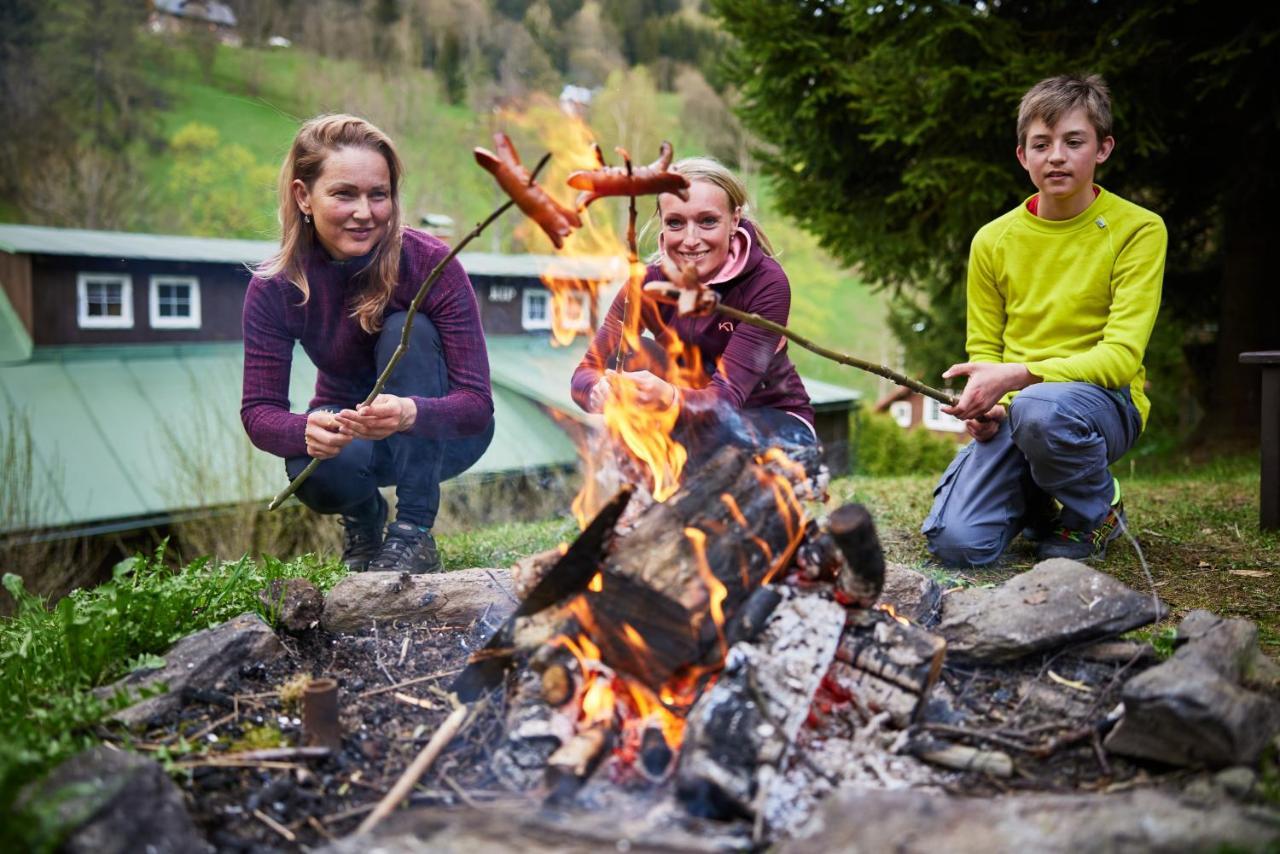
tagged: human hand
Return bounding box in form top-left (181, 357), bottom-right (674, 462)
top-left (305, 409), bottom-right (353, 460)
top-left (612, 369), bottom-right (676, 409)
top-left (333, 394), bottom-right (415, 441)
top-left (588, 374), bottom-right (613, 413)
top-left (966, 404), bottom-right (1006, 442)
top-left (941, 362), bottom-right (1034, 421)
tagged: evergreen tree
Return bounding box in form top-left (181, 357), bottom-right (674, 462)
top-left (713, 0), bottom-right (1280, 441)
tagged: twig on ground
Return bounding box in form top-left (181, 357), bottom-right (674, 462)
top-left (398, 636), bottom-right (411, 667)
top-left (269, 153), bottom-right (554, 510)
top-left (485, 569), bottom-right (519, 606)
top-left (356, 696), bottom-right (485, 836)
top-left (320, 801), bottom-right (377, 825)
top-left (359, 667), bottom-right (461, 698)
top-left (306, 815), bottom-right (336, 842)
top-left (253, 809), bottom-right (297, 843)
top-left (442, 772), bottom-right (479, 808)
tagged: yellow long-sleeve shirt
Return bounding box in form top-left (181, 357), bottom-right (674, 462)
top-left (966, 186), bottom-right (1167, 427)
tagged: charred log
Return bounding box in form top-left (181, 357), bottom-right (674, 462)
top-left (676, 590), bottom-right (845, 821)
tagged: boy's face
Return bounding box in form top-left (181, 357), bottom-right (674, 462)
top-left (1016, 106), bottom-right (1115, 206)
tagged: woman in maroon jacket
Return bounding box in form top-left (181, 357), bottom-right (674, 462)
top-left (570, 157), bottom-right (815, 459)
top-left (242, 115), bottom-right (494, 573)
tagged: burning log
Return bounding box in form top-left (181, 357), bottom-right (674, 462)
top-left (795, 504), bottom-right (885, 607)
top-left (675, 589), bottom-right (847, 821)
top-left (825, 609), bottom-right (948, 728)
top-left (571, 443), bottom-right (825, 691)
top-left (491, 671), bottom-right (576, 792)
top-left (546, 724), bottom-right (613, 804)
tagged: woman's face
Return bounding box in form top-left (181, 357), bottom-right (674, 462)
top-left (658, 179), bottom-right (740, 282)
top-left (293, 146), bottom-right (394, 261)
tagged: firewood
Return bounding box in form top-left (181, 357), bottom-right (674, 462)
top-left (909, 737), bottom-right (1014, 778)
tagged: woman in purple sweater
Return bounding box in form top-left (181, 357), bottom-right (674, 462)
top-left (242, 115), bottom-right (494, 573)
top-left (570, 157), bottom-right (815, 459)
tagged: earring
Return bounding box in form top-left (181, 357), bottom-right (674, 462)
top-left (303, 213), bottom-right (311, 224)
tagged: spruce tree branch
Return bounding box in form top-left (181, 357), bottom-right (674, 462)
top-left (268, 152), bottom-right (554, 512)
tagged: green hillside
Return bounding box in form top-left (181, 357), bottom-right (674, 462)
top-left (124, 40), bottom-right (896, 400)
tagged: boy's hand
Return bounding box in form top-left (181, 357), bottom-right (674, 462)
top-left (941, 362), bottom-right (1036, 421)
top-left (334, 394), bottom-right (416, 441)
top-left (967, 404), bottom-right (1006, 442)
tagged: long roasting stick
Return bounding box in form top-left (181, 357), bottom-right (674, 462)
top-left (713, 303), bottom-right (961, 407)
top-left (268, 153), bottom-right (554, 511)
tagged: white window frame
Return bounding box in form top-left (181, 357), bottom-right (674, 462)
top-left (76, 272), bottom-right (134, 329)
top-left (889, 400), bottom-right (913, 429)
top-left (552, 289), bottom-right (592, 333)
top-left (521, 287), bottom-right (552, 330)
top-left (922, 396), bottom-right (967, 433)
top-left (148, 275), bottom-right (202, 329)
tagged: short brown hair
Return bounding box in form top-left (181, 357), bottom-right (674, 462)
top-left (1017, 74), bottom-right (1112, 148)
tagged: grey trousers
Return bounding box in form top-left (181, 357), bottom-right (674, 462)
top-left (921, 382), bottom-right (1142, 567)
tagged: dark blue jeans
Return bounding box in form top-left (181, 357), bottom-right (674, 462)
top-left (285, 312), bottom-right (494, 528)
top-left (921, 382), bottom-right (1142, 567)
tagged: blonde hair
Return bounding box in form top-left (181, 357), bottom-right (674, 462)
top-left (1017, 74), bottom-right (1113, 148)
top-left (256, 114), bottom-right (405, 334)
top-left (646, 156), bottom-right (775, 262)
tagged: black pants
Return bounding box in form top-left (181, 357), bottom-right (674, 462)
top-left (285, 311), bottom-right (494, 528)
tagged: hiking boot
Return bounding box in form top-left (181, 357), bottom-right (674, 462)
top-left (1020, 489), bottom-right (1060, 543)
top-left (340, 492), bottom-right (387, 572)
top-left (1036, 479), bottom-right (1127, 561)
top-left (369, 520), bottom-right (442, 574)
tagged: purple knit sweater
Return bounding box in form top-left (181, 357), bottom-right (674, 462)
top-left (241, 228), bottom-right (493, 459)
top-left (570, 222), bottom-right (814, 425)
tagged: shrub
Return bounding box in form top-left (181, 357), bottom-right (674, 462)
top-left (854, 410), bottom-right (961, 477)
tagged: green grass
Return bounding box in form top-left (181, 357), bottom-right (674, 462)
top-left (830, 452), bottom-right (1280, 653)
top-left (0, 547), bottom-right (345, 850)
top-left (438, 516), bottom-right (578, 569)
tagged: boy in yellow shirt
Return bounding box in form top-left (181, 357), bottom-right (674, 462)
top-left (923, 74), bottom-right (1167, 566)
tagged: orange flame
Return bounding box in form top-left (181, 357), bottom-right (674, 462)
top-left (876, 602), bottom-right (912, 626)
top-left (684, 526), bottom-right (728, 661)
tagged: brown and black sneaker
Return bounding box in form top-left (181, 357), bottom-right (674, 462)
top-left (340, 492), bottom-right (387, 572)
top-left (369, 520), bottom-right (442, 574)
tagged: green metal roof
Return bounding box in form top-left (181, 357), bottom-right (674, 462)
top-left (0, 341), bottom-right (578, 535)
top-left (0, 286), bottom-right (32, 364)
top-left (485, 334), bottom-right (861, 415)
top-left (0, 223), bottom-right (618, 279)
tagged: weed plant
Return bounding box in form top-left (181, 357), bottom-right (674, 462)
top-left (0, 545), bottom-right (344, 850)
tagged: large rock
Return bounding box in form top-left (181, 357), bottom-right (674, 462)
top-left (785, 787), bottom-right (1280, 853)
top-left (96, 613), bottom-right (283, 727)
top-left (880, 562), bottom-right (944, 625)
top-left (1106, 610), bottom-right (1280, 767)
top-left (937, 559), bottom-right (1166, 663)
top-left (15, 746), bottom-right (211, 854)
top-left (321, 567), bottom-right (516, 633)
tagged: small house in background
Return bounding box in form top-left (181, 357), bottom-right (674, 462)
top-left (874, 386), bottom-right (967, 441)
top-left (0, 224), bottom-right (860, 546)
top-left (149, 0), bottom-right (240, 45)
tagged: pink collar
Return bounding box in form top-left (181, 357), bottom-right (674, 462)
top-left (705, 226), bottom-right (752, 285)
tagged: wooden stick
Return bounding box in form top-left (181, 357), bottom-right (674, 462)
top-left (712, 303), bottom-right (960, 407)
top-left (269, 153), bottom-right (554, 510)
top-left (613, 155), bottom-right (639, 370)
top-left (359, 667), bottom-right (461, 698)
top-left (253, 808), bottom-right (297, 843)
top-left (355, 697), bottom-right (480, 835)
